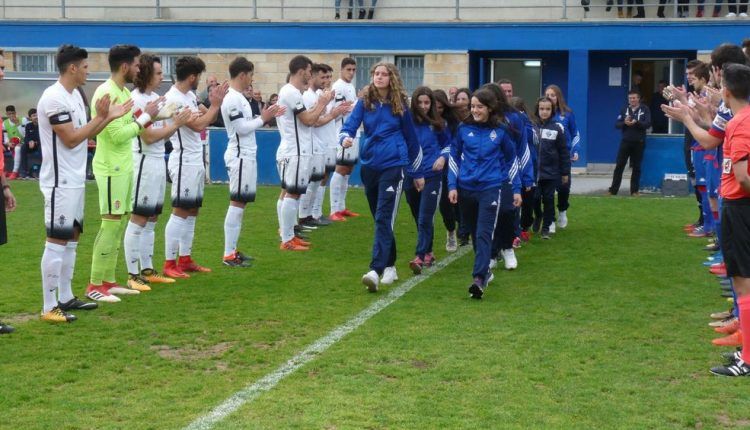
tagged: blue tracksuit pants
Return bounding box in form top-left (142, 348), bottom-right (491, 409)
top-left (458, 186), bottom-right (502, 284)
top-left (361, 165), bottom-right (404, 275)
top-left (405, 175), bottom-right (442, 258)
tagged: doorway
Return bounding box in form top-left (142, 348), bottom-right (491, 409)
top-left (490, 59), bottom-right (543, 106)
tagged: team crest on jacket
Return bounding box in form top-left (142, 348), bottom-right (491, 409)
top-left (489, 130), bottom-right (497, 141)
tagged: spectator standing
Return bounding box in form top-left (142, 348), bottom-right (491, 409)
top-left (650, 80), bottom-right (669, 134)
top-left (197, 75), bottom-right (218, 104)
top-left (696, 0), bottom-right (723, 17)
top-left (334, 0), bottom-right (377, 19)
top-left (21, 108), bottom-right (41, 178)
top-left (267, 93), bottom-right (279, 127)
top-left (252, 88), bottom-right (265, 111)
top-left (608, 90), bottom-right (652, 196)
top-left (726, 0), bottom-right (748, 17)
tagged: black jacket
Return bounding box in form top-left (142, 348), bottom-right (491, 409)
top-left (535, 120), bottom-right (570, 181)
top-left (616, 103), bottom-right (651, 142)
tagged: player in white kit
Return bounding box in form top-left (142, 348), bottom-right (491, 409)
top-left (37, 45), bottom-right (131, 322)
top-left (221, 56), bottom-right (285, 266)
top-left (298, 63), bottom-right (352, 229)
top-left (276, 55), bottom-right (333, 251)
top-left (123, 54), bottom-right (193, 286)
top-left (162, 56), bottom-right (228, 278)
top-left (329, 57), bottom-right (361, 222)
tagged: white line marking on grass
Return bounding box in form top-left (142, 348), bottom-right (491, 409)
top-left (183, 246), bottom-right (471, 430)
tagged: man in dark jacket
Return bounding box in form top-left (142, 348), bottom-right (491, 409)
top-left (609, 90), bottom-right (651, 196)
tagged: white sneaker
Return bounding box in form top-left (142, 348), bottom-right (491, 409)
top-left (85, 289), bottom-right (121, 303)
top-left (361, 270), bottom-right (379, 293)
top-left (558, 211), bottom-right (568, 229)
top-left (108, 286), bottom-right (140, 296)
top-left (549, 222), bottom-right (556, 234)
top-left (446, 230), bottom-right (458, 252)
top-left (501, 249), bottom-right (518, 270)
top-left (741, 12), bottom-right (748, 17)
top-left (726, 12), bottom-right (737, 17)
top-left (381, 266), bottom-right (398, 285)
top-left (486, 271), bottom-right (495, 284)
top-left (489, 258), bottom-right (497, 270)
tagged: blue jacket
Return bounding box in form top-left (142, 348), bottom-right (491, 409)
top-left (448, 122), bottom-right (520, 194)
top-left (535, 119), bottom-right (570, 181)
top-left (411, 120), bottom-right (451, 179)
top-left (554, 110), bottom-right (580, 159)
top-left (339, 99), bottom-right (423, 177)
top-left (506, 111), bottom-right (535, 188)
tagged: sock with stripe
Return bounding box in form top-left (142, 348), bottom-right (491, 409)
top-left (124, 221), bottom-right (143, 275)
top-left (41, 241), bottom-right (65, 313)
top-left (224, 205), bottom-right (244, 257)
top-left (90, 218), bottom-right (121, 285)
top-left (58, 241), bottom-right (77, 304)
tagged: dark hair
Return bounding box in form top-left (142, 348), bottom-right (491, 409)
top-left (312, 63), bottom-right (328, 74)
top-left (410, 86), bottom-right (443, 131)
top-left (134, 54), bottom-right (161, 92)
top-left (289, 55), bottom-right (313, 75)
top-left (55, 44), bottom-right (88, 73)
top-left (627, 90), bottom-right (641, 97)
top-left (0, 49), bottom-right (4, 57)
top-left (175, 56), bottom-right (206, 81)
top-left (480, 83), bottom-right (514, 114)
top-left (323, 63), bottom-right (334, 73)
top-left (341, 57), bottom-right (356, 68)
top-left (28, 108), bottom-right (37, 116)
top-left (108, 44), bottom-right (141, 72)
top-left (269, 93), bottom-right (278, 101)
top-left (497, 78), bottom-right (512, 86)
top-left (509, 96), bottom-right (527, 113)
top-left (722, 63), bottom-right (750, 101)
top-left (687, 59), bottom-right (704, 70)
top-left (229, 57), bottom-right (254, 79)
top-left (466, 88), bottom-right (503, 128)
top-left (711, 43), bottom-right (747, 69)
top-left (532, 96), bottom-right (555, 125)
top-left (658, 79), bottom-right (668, 85)
top-left (692, 62), bottom-right (710, 82)
top-left (544, 84), bottom-right (572, 114)
top-left (433, 89), bottom-right (459, 133)
top-left (5, 105), bottom-right (15, 112)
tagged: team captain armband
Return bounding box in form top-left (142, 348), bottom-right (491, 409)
top-left (293, 100), bottom-right (306, 115)
top-left (229, 108), bottom-right (244, 121)
top-left (49, 111), bottom-right (73, 125)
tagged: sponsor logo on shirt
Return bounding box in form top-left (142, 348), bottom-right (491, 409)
top-left (723, 158), bottom-right (732, 175)
top-left (541, 129), bottom-right (558, 140)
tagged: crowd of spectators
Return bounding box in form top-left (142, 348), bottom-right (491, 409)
top-left (581, 0), bottom-right (749, 18)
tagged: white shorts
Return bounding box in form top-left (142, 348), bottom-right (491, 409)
top-left (132, 154), bottom-right (167, 217)
top-left (325, 146), bottom-right (337, 174)
top-left (226, 156), bottom-right (257, 203)
top-left (336, 135), bottom-right (359, 166)
top-left (168, 159), bottom-right (205, 209)
top-left (277, 155), bottom-right (311, 195)
top-left (42, 186), bottom-right (84, 240)
top-left (309, 153), bottom-right (326, 182)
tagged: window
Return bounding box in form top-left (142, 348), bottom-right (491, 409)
top-left (15, 53), bottom-right (56, 73)
top-left (351, 54), bottom-right (425, 95)
top-left (629, 58), bottom-right (686, 135)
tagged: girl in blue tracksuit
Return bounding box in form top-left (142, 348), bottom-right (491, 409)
top-left (510, 97), bottom-right (541, 238)
top-left (433, 89), bottom-right (462, 253)
top-left (448, 88), bottom-right (521, 300)
top-left (404, 87), bottom-right (451, 274)
top-left (533, 97), bottom-right (571, 238)
top-left (544, 84), bottom-right (580, 230)
top-left (339, 63), bottom-right (423, 293)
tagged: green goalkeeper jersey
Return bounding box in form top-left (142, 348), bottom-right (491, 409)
top-left (91, 78), bottom-right (142, 177)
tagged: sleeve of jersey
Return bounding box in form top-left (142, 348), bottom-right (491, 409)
top-left (339, 99), bottom-right (364, 144)
top-left (514, 118), bottom-right (534, 188)
top-left (568, 112), bottom-right (581, 156)
top-left (502, 131), bottom-right (521, 194)
top-left (439, 127), bottom-right (451, 161)
top-left (730, 126), bottom-right (750, 164)
top-left (448, 131), bottom-right (462, 191)
top-left (401, 109), bottom-right (423, 178)
top-left (226, 100), bottom-right (263, 136)
top-left (709, 111), bottom-right (730, 139)
top-left (558, 125), bottom-right (572, 177)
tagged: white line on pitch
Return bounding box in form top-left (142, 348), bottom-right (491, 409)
top-left (183, 246), bottom-right (470, 430)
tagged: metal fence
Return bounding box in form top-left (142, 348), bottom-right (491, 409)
top-left (0, 1), bottom-right (736, 21)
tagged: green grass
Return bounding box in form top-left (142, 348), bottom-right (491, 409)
top-left (1, 180), bottom-right (748, 429)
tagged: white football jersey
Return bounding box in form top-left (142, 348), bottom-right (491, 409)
top-left (165, 85), bottom-right (203, 166)
top-left (222, 87), bottom-right (264, 159)
top-left (302, 88), bottom-right (336, 155)
top-left (276, 83), bottom-right (313, 160)
top-left (37, 81), bottom-right (88, 188)
top-left (332, 78), bottom-right (356, 133)
top-left (131, 89), bottom-right (167, 158)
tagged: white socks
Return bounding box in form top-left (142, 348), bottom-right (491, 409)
top-left (12, 145), bottom-right (22, 172)
top-left (124, 221), bottom-right (143, 275)
top-left (340, 174), bottom-right (350, 211)
top-left (41, 242), bottom-right (65, 313)
top-left (299, 181), bottom-right (320, 219)
top-left (180, 216), bottom-right (196, 257)
top-left (58, 241), bottom-right (77, 304)
top-left (140, 221), bottom-right (156, 270)
top-left (277, 198), bottom-right (283, 239)
top-left (165, 214), bottom-right (185, 261)
top-left (224, 205), bottom-right (244, 257)
top-left (330, 172), bottom-right (343, 214)
top-left (281, 197), bottom-right (299, 243)
top-left (313, 184), bottom-right (326, 219)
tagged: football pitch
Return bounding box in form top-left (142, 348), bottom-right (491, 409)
top-left (1, 181), bottom-right (748, 429)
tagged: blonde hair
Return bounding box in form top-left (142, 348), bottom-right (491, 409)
top-left (363, 62), bottom-right (408, 116)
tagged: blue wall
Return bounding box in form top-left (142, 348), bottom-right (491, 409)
top-left (640, 135), bottom-right (687, 189)
top-left (208, 128), bottom-right (362, 186)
